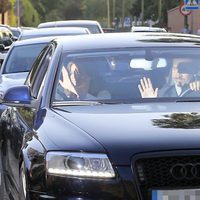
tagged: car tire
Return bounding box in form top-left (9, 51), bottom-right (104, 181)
top-left (19, 161), bottom-right (30, 200)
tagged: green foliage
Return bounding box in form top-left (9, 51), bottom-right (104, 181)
top-left (9, 0), bottom-right (17, 26)
top-left (29, 0), bottom-right (45, 21)
top-left (59, 0), bottom-right (83, 20)
top-left (21, 0), bottom-right (40, 26)
top-left (12, 0), bottom-right (181, 28)
top-left (44, 9), bottom-right (62, 22)
top-left (82, 0), bottom-right (106, 19)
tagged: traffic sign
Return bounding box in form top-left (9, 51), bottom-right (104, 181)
top-left (184, 0), bottom-right (199, 10)
top-left (179, 3), bottom-right (192, 16)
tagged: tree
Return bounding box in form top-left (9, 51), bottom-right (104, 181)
top-left (21, 0), bottom-right (40, 27)
top-left (82, 0), bottom-right (107, 25)
top-left (9, 0), bottom-right (17, 26)
top-left (0, 0), bottom-right (11, 24)
top-left (129, 0), bottom-right (180, 27)
top-left (59, 0), bottom-right (83, 20)
top-left (30, 0), bottom-right (45, 21)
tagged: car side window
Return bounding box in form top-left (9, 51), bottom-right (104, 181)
top-left (29, 44), bottom-right (55, 98)
top-left (32, 48), bottom-right (54, 98)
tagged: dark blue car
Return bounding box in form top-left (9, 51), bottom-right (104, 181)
top-left (2, 32), bottom-right (200, 199)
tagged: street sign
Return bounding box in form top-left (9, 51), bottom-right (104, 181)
top-left (184, 0), bottom-right (199, 10)
top-left (179, 3), bottom-right (192, 16)
top-left (123, 17), bottom-right (131, 28)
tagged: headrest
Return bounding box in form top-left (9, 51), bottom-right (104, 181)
top-left (177, 61), bottom-right (200, 74)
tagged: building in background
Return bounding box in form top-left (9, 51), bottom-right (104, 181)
top-left (0, 11), bottom-right (9, 25)
top-left (168, 6), bottom-right (200, 34)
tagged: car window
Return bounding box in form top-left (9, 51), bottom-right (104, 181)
top-left (30, 44), bottom-right (55, 98)
top-left (53, 47), bottom-right (200, 103)
top-left (78, 25), bottom-right (101, 34)
top-left (3, 43), bottom-right (47, 74)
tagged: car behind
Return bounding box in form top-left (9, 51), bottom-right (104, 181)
top-left (18, 27), bottom-right (90, 40)
top-left (38, 20), bottom-right (104, 34)
top-left (131, 26), bottom-right (167, 32)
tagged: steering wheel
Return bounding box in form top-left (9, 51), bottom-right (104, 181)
top-left (180, 88), bottom-right (200, 97)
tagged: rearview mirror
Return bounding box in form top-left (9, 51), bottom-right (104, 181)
top-left (2, 85), bottom-right (32, 107)
top-left (130, 58), bottom-right (167, 70)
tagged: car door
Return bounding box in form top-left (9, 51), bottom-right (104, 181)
top-left (0, 43), bottom-right (56, 200)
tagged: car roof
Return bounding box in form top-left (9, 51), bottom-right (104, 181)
top-left (11, 36), bottom-right (54, 46)
top-left (0, 26), bottom-right (13, 34)
top-left (131, 26), bottom-right (166, 32)
top-left (54, 32), bottom-right (200, 52)
top-left (38, 20), bottom-right (101, 28)
top-left (19, 27), bottom-right (90, 40)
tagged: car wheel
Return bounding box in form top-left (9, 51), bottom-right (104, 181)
top-left (19, 161), bottom-right (30, 200)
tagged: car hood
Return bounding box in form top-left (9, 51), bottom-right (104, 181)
top-left (53, 102), bottom-right (200, 165)
top-left (0, 72), bottom-right (28, 94)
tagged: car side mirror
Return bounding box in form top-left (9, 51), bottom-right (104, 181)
top-left (2, 85), bottom-right (32, 107)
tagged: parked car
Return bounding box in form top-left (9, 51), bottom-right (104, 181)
top-left (38, 20), bottom-right (104, 34)
top-left (0, 26), bottom-right (15, 45)
top-left (102, 27), bottom-right (116, 33)
top-left (131, 26), bottom-right (167, 32)
top-left (18, 27), bottom-right (90, 40)
top-left (10, 26), bottom-right (22, 38)
top-left (0, 24), bottom-right (21, 40)
top-left (2, 32), bottom-right (200, 199)
top-left (0, 27), bottom-right (15, 65)
top-left (0, 27), bottom-right (90, 114)
top-left (0, 37), bottom-right (53, 99)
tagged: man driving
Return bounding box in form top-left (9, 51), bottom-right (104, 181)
top-left (138, 58), bottom-right (200, 98)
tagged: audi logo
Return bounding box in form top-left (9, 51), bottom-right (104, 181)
top-left (170, 163), bottom-right (200, 180)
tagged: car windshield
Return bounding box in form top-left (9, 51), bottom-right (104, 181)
top-left (3, 43), bottom-right (47, 73)
top-left (75, 25), bottom-right (101, 34)
top-left (53, 47), bottom-right (200, 104)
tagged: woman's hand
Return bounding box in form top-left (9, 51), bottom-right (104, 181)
top-left (59, 67), bottom-right (79, 98)
top-left (138, 77), bottom-right (158, 98)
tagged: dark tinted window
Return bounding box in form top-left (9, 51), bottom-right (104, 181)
top-left (29, 44), bottom-right (55, 98)
top-left (3, 43), bottom-right (47, 74)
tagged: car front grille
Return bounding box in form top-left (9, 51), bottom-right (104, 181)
top-left (133, 154), bottom-right (200, 200)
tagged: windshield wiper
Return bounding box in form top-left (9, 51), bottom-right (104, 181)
top-left (52, 101), bottom-right (102, 107)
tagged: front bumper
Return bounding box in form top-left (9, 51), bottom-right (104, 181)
top-left (29, 150), bottom-right (200, 200)
top-left (30, 166), bottom-right (138, 200)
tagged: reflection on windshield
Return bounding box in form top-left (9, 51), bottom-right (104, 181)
top-left (152, 113), bottom-right (200, 129)
top-left (54, 47), bottom-right (200, 103)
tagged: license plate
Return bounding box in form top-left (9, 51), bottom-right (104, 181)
top-left (152, 189), bottom-right (200, 200)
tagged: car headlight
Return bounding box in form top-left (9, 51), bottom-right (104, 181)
top-left (46, 152), bottom-right (115, 178)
